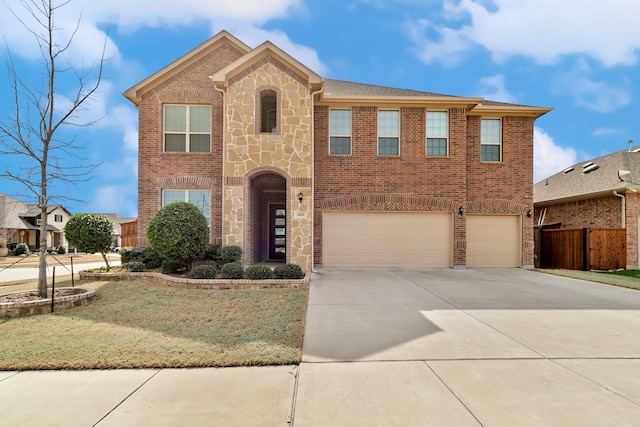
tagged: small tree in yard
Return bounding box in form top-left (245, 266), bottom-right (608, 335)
top-left (146, 202), bottom-right (209, 273)
top-left (64, 214), bottom-right (114, 270)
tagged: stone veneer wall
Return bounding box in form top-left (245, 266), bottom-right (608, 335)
top-left (222, 57), bottom-right (313, 270)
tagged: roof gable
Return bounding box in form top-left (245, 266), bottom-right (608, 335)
top-left (210, 40), bottom-right (322, 90)
top-left (123, 31), bottom-right (251, 106)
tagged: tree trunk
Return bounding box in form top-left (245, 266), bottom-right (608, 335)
top-left (101, 252), bottom-right (110, 271)
top-left (38, 204), bottom-right (48, 298)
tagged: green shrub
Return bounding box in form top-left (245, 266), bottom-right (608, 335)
top-left (47, 248), bottom-right (55, 254)
top-left (146, 202), bottom-right (210, 273)
top-left (57, 246), bottom-right (66, 254)
top-left (142, 247), bottom-right (163, 270)
top-left (64, 214), bottom-right (114, 270)
top-left (244, 265), bottom-right (274, 280)
top-left (200, 243), bottom-right (221, 261)
top-left (221, 262), bottom-right (243, 279)
top-left (14, 243), bottom-right (30, 256)
top-left (217, 245), bottom-right (242, 267)
top-left (123, 262), bottom-right (145, 272)
top-left (273, 264), bottom-right (304, 279)
top-left (190, 264), bottom-right (217, 279)
top-left (119, 247), bottom-right (138, 263)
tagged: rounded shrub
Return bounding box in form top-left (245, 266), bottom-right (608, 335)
top-left (123, 262), bottom-right (145, 272)
top-left (217, 245), bottom-right (242, 267)
top-left (273, 263), bottom-right (304, 279)
top-left (244, 265), bottom-right (274, 280)
top-left (146, 202), bottom-right (210, 273)
top-left (14, 243), bottom-right (30, 256)
top-left (221, 262), bottom-right (243, 279)
top-left (56, 246), bottom-right (66, 254)
top-left (200, 243), bottom-right (221, 261)
top-left (142, 247), bottom-right (163, 270)
top-left (190, 264), bottom-right (217, 279)
top-left (64, 214), bottom-right (114, 256)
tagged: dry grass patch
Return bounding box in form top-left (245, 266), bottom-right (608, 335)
top-left (0, 280), bottom-right (308, 370)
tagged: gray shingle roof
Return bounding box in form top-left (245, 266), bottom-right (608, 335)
top-left (323, 79), bottom-right (462, 98)
top-left (534, 147), bottom-right (640, 204)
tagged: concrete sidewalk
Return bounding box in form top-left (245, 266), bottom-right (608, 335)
top-left (1, 268), bottom-right (640, 426)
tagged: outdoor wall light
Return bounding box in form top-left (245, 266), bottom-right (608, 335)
top-left (458, 207), bottom-right (464, 216)
top-left (297, 192), bottom-right (303, 202)
top-left (527, 210), bottom-right (532, 218)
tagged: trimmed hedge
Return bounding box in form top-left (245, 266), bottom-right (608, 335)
top-left (190, 264), bottom-right (217, 279)
top-left (273, 264), bottom-right (304, 279)
top-left (221, 262), bottom-right (243, 279)
top-left (123, 262), bottom-right (145, 272)
top-left (244, 265), bottom-right (274, 280)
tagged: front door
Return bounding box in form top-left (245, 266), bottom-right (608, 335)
top-left (269, 204), bottom-right (286, 260)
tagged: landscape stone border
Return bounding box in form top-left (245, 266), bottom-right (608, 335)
top-left (79, 270), bottom-right (310, 290)
top-left (0, 288), bottom-right (96, 319)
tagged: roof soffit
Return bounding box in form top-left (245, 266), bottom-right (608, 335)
top-left (210, 41), bottom-right (322, 90)
top-left (123, 31), bottom-right (251, 106)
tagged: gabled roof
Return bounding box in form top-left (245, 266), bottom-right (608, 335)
top-left (534, 147), bottom-right (640, 205)
top-left (123, 31), bottom-right (251, 106)
top-left (209, 40), bottom-right (323, 90)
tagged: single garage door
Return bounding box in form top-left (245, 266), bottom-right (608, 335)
top-left (322, 211), bottom-right (452, 268)
top-left (467, 215), bottom-right (520, 267)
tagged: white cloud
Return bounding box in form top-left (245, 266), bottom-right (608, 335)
top-left (90, 185), bottom-right (137, 217)
top-left (411, 0), bottom-right (640, 67)
top-left (533, 127), bottom-right (578, 182)
top-left (407, 19), bottom-right (472, 67)
top-left (553, 66), bottom-right (632, 113)
top-left (476, 74), bottom-right (517, 103)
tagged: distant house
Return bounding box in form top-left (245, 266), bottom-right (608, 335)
top-left (0, 193), bottom-right (71, 252)
top-left (533, 146), bottom-right (640, 268)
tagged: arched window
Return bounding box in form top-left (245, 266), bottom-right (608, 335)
top-left (260, 90), bottom-right (277, 133)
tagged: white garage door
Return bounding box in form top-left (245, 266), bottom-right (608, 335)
top-left (467, 215), bottom-right (520, 267)
top-left (322, 211), bottom-right (452, 268)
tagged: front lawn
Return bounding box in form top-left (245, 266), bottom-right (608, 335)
top-left (0, 279), bottom-right (308, 370)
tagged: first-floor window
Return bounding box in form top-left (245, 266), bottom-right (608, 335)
top-left (481, 118), bottom-right (501, 162)
top-left (378, 110), bottom-right (400, 156)
top-left (162, 190), bottom-right (210, 222)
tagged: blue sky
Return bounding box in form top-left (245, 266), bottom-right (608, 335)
top-left (1, 0), bottom-right (639, 218)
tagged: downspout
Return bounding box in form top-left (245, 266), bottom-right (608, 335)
top-left (310, 83), bottom-right (324, 273)
top-left (613, 191), bottom-right (626, 228)
top-left (212, 80), bottom-right (226, 246)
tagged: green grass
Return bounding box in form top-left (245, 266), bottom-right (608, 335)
top-left (537, 269), bottom-right (640, 291)
top-left (601, 269), bottom-right (640, 279)
top-left (0, 280), bottom-right (308, 370)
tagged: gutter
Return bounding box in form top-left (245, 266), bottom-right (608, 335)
top-left (212, 80), bottom-right (226, 246)
top-left (613, 191), bottom-right (626, 228)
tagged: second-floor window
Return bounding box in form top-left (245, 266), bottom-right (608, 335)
top-left (426, 111), bottom-right (448, 156)
top-left (378, 110), bottom-right (399, 156)
top-left (329, 109), bottom-right (352, 155)
top-left (480, 118), bottom-right (501, 162)
top-left (54, 214), bottom-right (63, 222)
top-left (162, 190), bottom-right (211, 223)
top-left (260, 90), bottom-right (278, 133)
top-left (164, 105), bottom-right (211, 152)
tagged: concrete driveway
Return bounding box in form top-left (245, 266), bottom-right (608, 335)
top-left (1, 268), bottom-right (639, 426)
top-left (295, 268), bottom-right (640, 426)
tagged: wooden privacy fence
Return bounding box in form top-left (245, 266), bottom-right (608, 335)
top-left (120, 221), bottom-right (137, 248)
top-left (538, 228), bottom-right (626, 271)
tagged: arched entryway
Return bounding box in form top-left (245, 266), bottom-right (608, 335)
top-left (246, 172), bottom-right (287, 265)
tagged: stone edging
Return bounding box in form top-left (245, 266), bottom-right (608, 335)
top-left (0, 288), bottom-right (96, 319)
top-left (79, 270), bottom-right (310, 290)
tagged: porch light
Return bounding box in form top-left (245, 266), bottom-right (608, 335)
top-left (298, 192), bottom-right (303, 202)
top-left (458, 207), bottom-right (464, 216)
top-left (527, 210), bottom-right (532, 218)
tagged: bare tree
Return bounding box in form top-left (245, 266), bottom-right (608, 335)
top-left (0, 0), bottom-right (108, 297)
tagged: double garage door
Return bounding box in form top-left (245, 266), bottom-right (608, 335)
top-left (323, 212), bottom-right (520, 268)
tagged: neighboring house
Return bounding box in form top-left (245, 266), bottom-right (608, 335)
top-left (0, 193), bottom-right (71, 251)
top-left (102, 213), bottom-right (137, 249)
top-left (534, 146), bottom-right (640, 268)
top-left (123, 31), bottom-right (551, 271)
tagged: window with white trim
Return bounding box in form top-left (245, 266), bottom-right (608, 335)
top-left (378, 110), bottom-right (399, 156)
top-left (54, 214), bottom-right (63, 222)
top-left (329, 109), bottom-right (352, 155)
top-left (162, 190), bottom-right (211, 222)
top-left (426, 111), bottom-right (448, 156)
top-left (480, 118), bottom-right (501, 162)
top-left (164, 105), bottom-right (211, 152)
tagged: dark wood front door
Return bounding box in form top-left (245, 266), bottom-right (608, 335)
top-left (269, 204), bottom-right (286, 260)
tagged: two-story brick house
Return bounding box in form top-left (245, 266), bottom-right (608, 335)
top-left (124, 31), bottom-right (550, 271)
